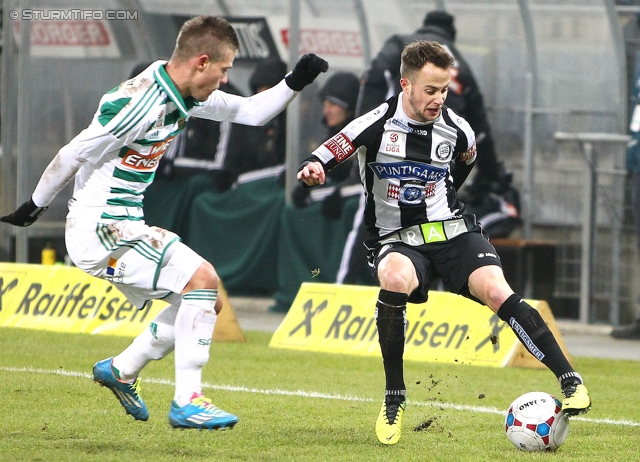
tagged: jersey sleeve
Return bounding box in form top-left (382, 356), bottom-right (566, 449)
top-left (310, 131), bottom-right (361, 171)
top-left (447, 109), bottom-right (477, 190)
top-left (302, 103), bottom-right (388, 173)
top-left (31, 84), bottom-right (153, 207)
top-left (190, 80), bottom-right (296, 126)
top-left (31, 122), bottom-right (127, 207)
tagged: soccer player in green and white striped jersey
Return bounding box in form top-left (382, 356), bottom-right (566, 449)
top-left (1, 15), bottom-right (328, 430)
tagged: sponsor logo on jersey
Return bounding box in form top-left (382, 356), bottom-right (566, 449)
top-left (391, 118), bottom-right (430, 136)
top-left (121, 136), bottom-right (175, 171)
top-left (435, 141), bottom-right (454, 161)
top-left (387, 184), bottom-right (400, 200)
top-left (106, 257), bottom-right (126, 283)
top-left (369, 160), bottom-right (447, 182)
top-left (323, 132), bottom-right (355, 162)
top-left (106, 258), bottom-right (117, 276)
top-left (425, 183), bottom-right (436, 199)
top-left (460, 141), bottom-right (477, 163)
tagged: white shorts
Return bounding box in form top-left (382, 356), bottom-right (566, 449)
top-left (66, 219), bottom-right (204, 309)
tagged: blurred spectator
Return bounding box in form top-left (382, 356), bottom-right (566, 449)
top-left (162, 81), bottom-right (244, 182)
top-left (292, 71), bottom-right (376, 285)
top-left (357, 10), bottom-right (519, 238)
top-left (210, 58), bottom-right (288, 191)
top-left (320, 72), bottom-right (360, 138)
top-left (293, 72), bottom-right (360, 208)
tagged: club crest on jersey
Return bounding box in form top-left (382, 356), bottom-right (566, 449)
top-left (435, 141), bottom-right (454, 161)
top-left (370, 160), bottom-right (447, 182)
top-left (153, 109), bottom-right (165, 129)
top-left (323, 132), bottom-right (355, 162)
top-left (388, 182), bottom-right (436, 204)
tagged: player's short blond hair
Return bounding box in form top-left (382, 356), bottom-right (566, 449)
top-left (171, 16), bottom-right (239, 63)
top-left (400, 40), bottom-right (454, 81)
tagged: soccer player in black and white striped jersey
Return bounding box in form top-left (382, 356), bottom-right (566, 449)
top-left (297, 40), bottom-right (590, 445)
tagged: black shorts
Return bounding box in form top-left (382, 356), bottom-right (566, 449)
top-left (369, 228), bottom-right (502, 304)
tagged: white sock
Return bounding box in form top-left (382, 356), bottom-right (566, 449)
top-left (174, 289), bottom-right (217, 406)
top-left (112, 301), bottom-right (179, 382)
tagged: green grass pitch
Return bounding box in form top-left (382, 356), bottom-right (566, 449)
top-left (1, 327), bottom-right (638, 461)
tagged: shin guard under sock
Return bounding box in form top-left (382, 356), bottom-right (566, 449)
top-left (497, 294), bottom-right (574, 380)
top-left (376, 289), bottom-right (408, 394)
top-left (113, 302), bottom-right (179, 382)
top-left (174, 289), bottom-right (218, 405)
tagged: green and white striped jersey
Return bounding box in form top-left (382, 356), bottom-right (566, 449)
top-left (33, 60), bottom-right (296, 222)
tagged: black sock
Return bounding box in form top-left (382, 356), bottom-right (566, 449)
top-left (497, 294), bottom-right (577, 383)
top-left (376, 289), bottom-right (408, 394)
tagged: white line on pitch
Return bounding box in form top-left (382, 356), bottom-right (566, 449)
top-left (3, 365), bottom-right (637, 428)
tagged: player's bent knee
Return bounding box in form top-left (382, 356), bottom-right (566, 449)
top-left (214, 294), bottom-right (223, 314)
top-left (469, 265), bottom-right (512, 307)
top-left (183, 261), bottom-right (218, 293)
top-left (378, 254), bottom-right (416, 294)
top-left (379, 274), bottom-right (411, 295)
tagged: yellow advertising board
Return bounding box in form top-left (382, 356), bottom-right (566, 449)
top-left (0, 263), bottom-right (244, 342)
top-left (269, 282), bottom-right (570, 368)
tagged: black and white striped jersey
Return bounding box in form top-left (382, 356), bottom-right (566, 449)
top-left (307, 94), bottom-right (476, 241)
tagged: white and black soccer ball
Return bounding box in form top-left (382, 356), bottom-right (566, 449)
top-left (505, 391), bottom-right (569, 452)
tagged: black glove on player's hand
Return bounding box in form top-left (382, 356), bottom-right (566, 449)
top-left (0, 198), bottom-right (48, 227)
top-left (285, 54), bottom-right (329, 91)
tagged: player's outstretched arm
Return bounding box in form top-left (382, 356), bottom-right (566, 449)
top-left (196, 54), bottom-right (328, 127)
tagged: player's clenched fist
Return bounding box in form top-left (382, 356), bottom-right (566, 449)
top-left (285, 54), bottom-right (329, 91)
top-left (296, 161), bottom-right (325, 186)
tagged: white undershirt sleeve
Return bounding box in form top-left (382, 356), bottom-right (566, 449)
top-left (191, 79), bottom-right (297, 126)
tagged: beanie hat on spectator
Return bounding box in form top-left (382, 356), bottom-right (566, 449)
top-left (319, 72), bottom-right (360, 112)
top-left (422, 10), bottom-right (456, 41)
top-left (249, 58), bottom-right (287, 93)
